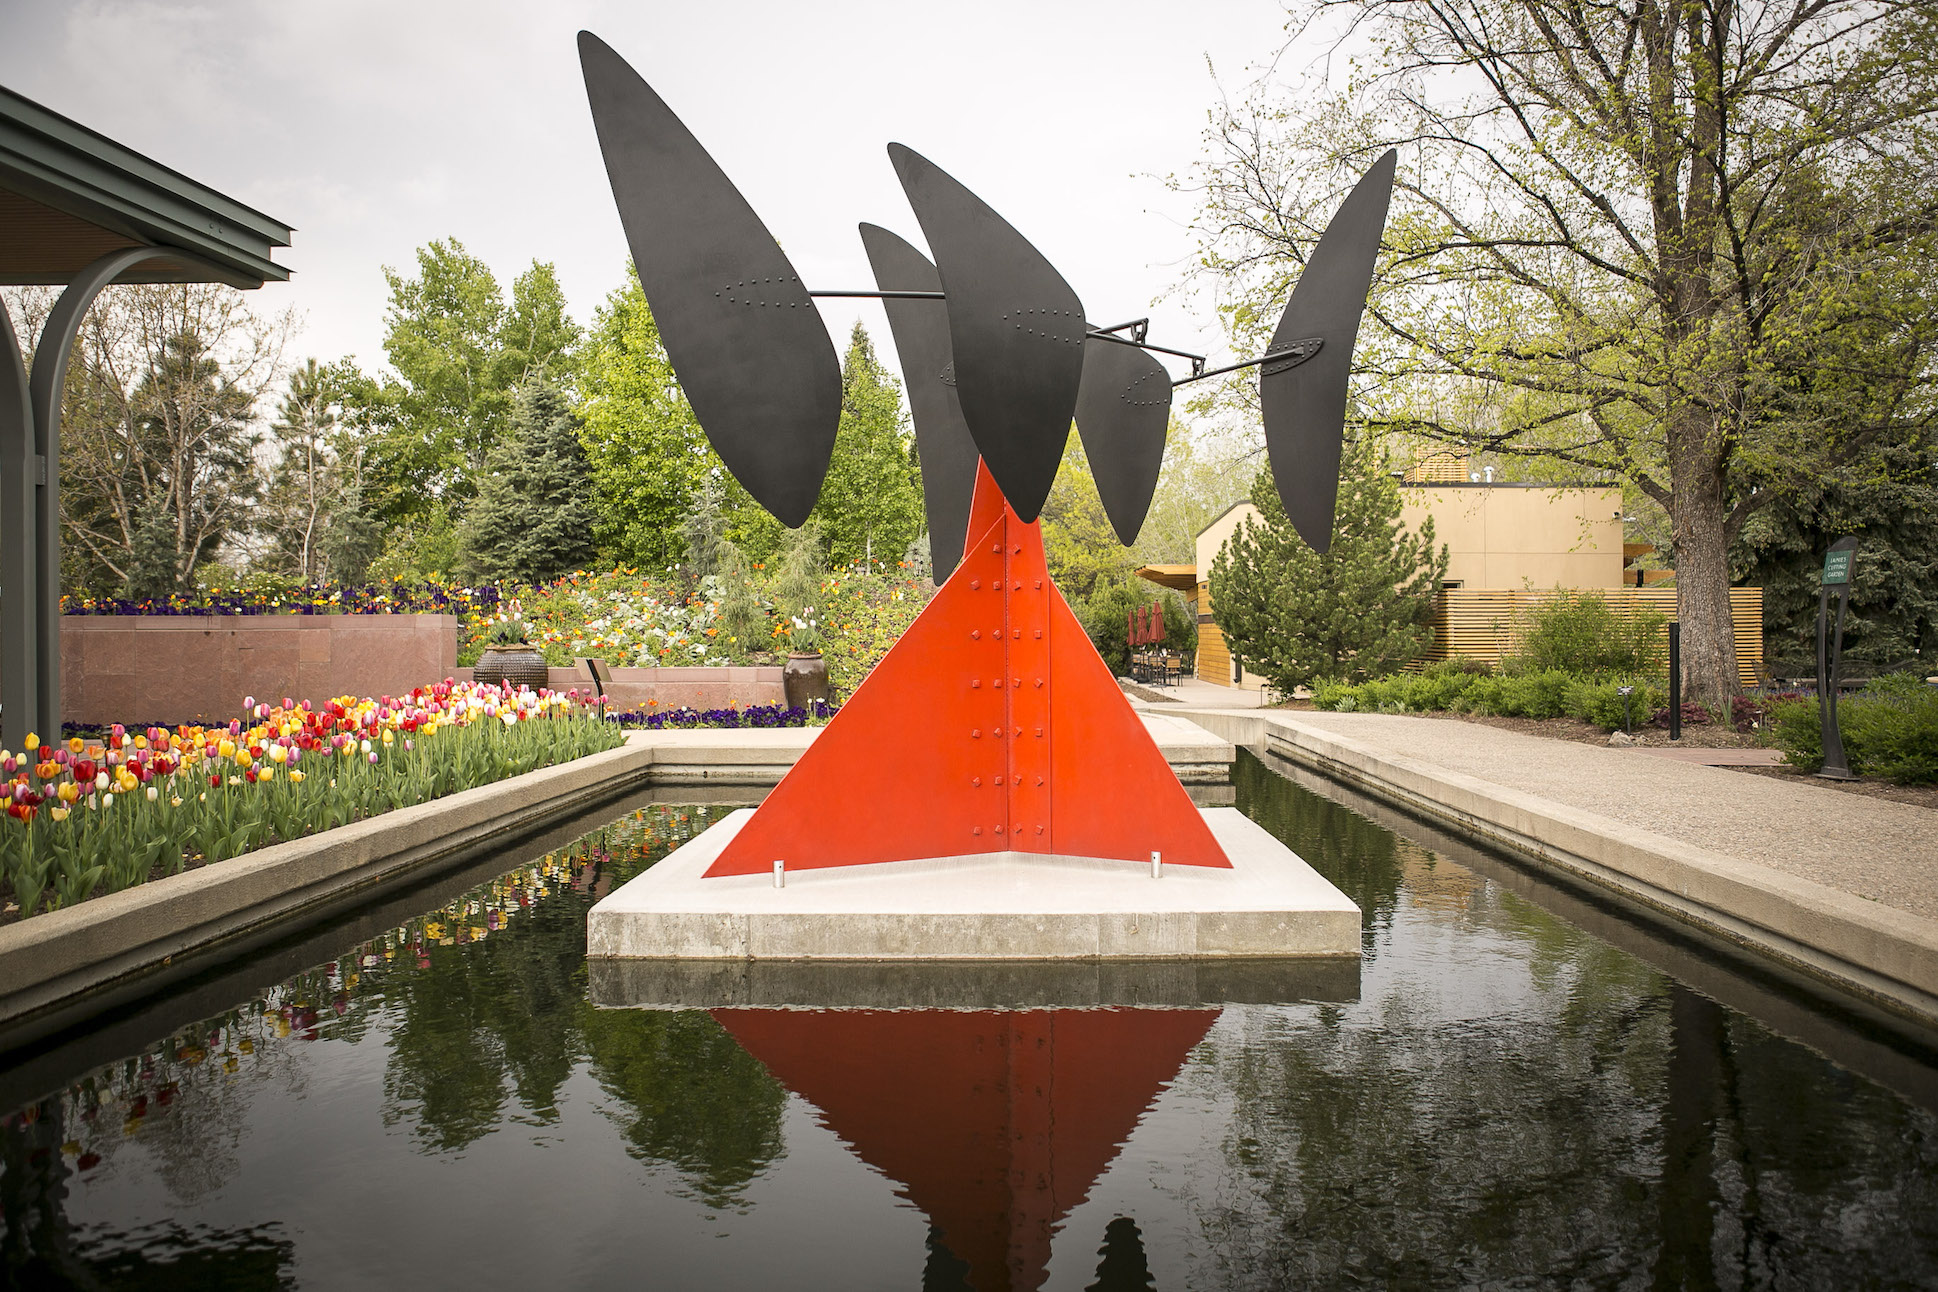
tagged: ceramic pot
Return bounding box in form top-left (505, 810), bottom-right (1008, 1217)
top-left (474, 644), bottom-right (549, 691)
top-left (782, 651), bottom-right (831, 710)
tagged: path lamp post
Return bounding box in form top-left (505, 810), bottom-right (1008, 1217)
top-left (1668, 623), bottom-right (1682, 741)
top-left (1816, 537), bottom-right (1859, 781)
top-left (1618, 684), bottom-right (1633, 737)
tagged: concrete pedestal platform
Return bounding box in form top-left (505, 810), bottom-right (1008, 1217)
top-left (589, 955), bottom-right (1361, 1010)
top-left (586, 807), bottom-right (1361, 961)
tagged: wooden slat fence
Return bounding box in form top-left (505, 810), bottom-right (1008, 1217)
top-left (1416, 587), bottom-right (1763, 684)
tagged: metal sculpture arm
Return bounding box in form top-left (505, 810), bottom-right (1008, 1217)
top-left (578, 32), bottom-right (1395, 557)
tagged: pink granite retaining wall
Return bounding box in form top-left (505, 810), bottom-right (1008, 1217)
top-left (451, 664), bottom-right (786, 711)
top-left (62, 615), bottom-right (458, 726)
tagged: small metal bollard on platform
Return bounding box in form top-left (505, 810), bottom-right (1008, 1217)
top-left (1151, 850), bottom-right (1163, 879)
top-left (773, 859), bottom-right (786, 889)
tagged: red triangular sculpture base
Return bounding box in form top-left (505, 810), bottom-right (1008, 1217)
top-left (706, 463), bottom-right (1228, 875)
top-left (714, 1007), bottom-right (1218, 1292)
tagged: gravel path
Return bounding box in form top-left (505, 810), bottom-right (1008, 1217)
top-left (1278, 710), bottom-right (1938, 923)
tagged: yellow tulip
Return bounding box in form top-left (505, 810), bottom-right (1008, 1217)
top-left (289, 770), bottom-right (305, 784)
top-left (24, 733), bottom-right (39, 752)
top-left (49, 806), bottom-right (70, 821)
top-left (56, 783), bottom-right (79, 804)
top-left (217, 739), bottom-right (236, 759)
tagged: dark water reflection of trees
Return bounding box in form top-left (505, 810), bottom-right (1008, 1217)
top-left (1226, 750), bottom-right (1938, 1288)
top-left (7, 771), bottom-right (1938, 1288)
top-left (2, 805), bottom-right (788, 1287)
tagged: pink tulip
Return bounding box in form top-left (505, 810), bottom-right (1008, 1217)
top-left (367, 752), bottom-right (378, 765)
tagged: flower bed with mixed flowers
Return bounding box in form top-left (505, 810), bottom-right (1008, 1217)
top-left (1, 681), bottom-right (623, 922)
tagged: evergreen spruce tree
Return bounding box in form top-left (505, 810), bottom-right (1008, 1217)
top-left (714, 536), bottom-right (767, 662)
top-left (810, 322), bottom-right (925, 568)
top-left (1210, 438), bottom-right (1447, 691)
top-left (457, 378), bottom-right (598, 584)
top-left (682, 474), bottom-right (726, 585)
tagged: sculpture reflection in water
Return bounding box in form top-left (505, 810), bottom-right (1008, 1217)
top-left (714, 1005), bottom-right (1212, 1292)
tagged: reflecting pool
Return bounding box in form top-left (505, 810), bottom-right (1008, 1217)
top-left (3, 755), bottom-right (1937, 1289)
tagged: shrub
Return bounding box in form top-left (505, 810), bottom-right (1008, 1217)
top-left (1768, 697), bottom-right (1822, 768)
top-left (1566, 678), bottom-right (1668, 731)
top-left (1843, 676), bottom-right (1938, 783)
top-left (1423, 655), bottom-right (1494, 678)
top-left (1497, 668), bottom-right (1576, 718)
top-left (1509, 590), bottom-right (1667, 675)
top-left (1311, 679), bottom-right (1357, 710)
top-left (1453, 675), bottom-right (1507, 714)
top-left (1767, 674), bottom-right (1938, 783)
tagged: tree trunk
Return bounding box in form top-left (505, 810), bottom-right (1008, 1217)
top-left (1668, 418), bottom-right (1738, 714)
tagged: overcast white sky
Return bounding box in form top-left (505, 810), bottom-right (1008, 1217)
top-left (0, 0), bottom-right (1304, 391)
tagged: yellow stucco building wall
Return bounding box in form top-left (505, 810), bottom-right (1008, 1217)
top-left (1398, 483), bottom-right (1625, 590)
top-left (1186, 484), bottom-right (1627, 691)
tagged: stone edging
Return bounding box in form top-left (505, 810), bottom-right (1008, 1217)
top-left (1177, 708), bottom-right (1938, 1025)
top-left (0, 735), bottom-right (658, 1033)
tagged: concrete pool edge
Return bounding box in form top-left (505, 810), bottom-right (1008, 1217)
top-left (1177, 707), bottom-right (1938, 1026)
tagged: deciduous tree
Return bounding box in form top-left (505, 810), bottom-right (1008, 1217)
top-left (575, 266), bottom-right (713, 571)
top-left (50, 284), bottom-right (289, 597)
top-left (370, 240), bottom-right (581, 522)
top-left (1186, 0), bottom-right (1938, 710)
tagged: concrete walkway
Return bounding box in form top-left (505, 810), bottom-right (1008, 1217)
top-left (1169, 706), bottom-right (1938, 1023)
top-left (1124, 676), bottom-right (1279, 709)
top-left (1631, 746), bottom-right (1785, 766)
top-left (1287, 710), bottom-right (1938, 917)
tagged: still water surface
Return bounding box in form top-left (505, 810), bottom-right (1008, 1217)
top-left (3, 753), bottom-right (1937, 1289)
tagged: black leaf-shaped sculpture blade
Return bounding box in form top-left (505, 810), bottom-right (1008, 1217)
top-left (1074, 338), bottom-right (1172, 545)
top-left (579, 31), bottom-right (840, 527)
top-left (858, 223), bottom-right (980, 577)
top-left (1261, 148), bottom-right (1397, 553)
top-left (888, 144), bottom-right (1085, 523)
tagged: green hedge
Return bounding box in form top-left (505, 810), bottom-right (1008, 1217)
top-left (1768, 675), bottom-right (1938, 784)
top-left (1313, 659), bottom-right (1667, 730)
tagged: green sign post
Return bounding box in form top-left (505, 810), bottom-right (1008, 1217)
top-left (1816, 537), bottom-right (1859, 780)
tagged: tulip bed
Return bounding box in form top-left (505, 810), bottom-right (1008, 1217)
top-left (1, 681), bottom-right (624, 921)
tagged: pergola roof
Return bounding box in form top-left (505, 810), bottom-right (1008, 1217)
top-left (1135, 564), bottom-right (1197, 593)
top-left (0, 84), bottom-right (291, 289)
